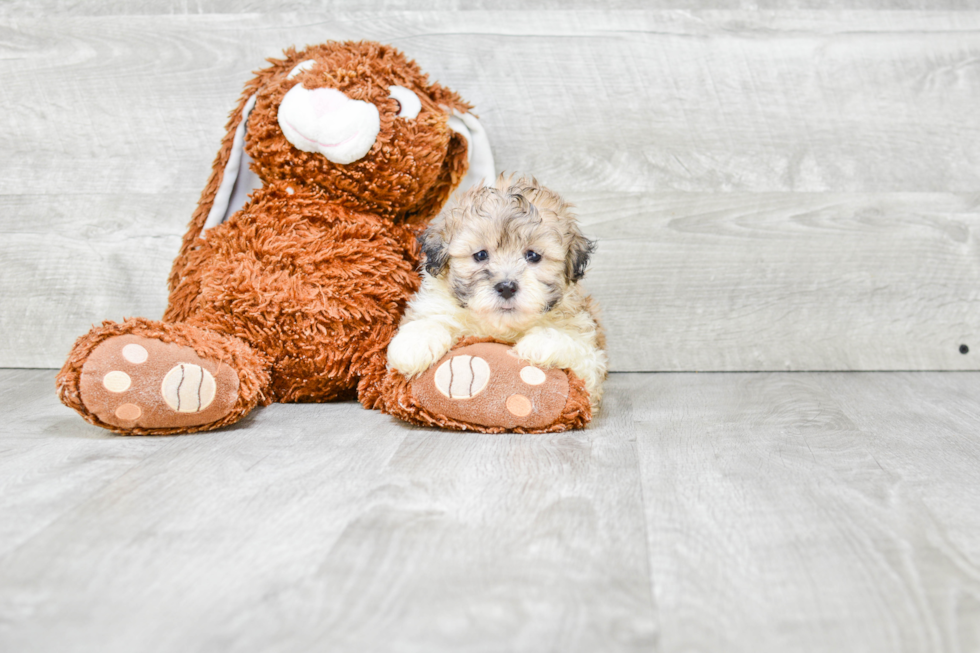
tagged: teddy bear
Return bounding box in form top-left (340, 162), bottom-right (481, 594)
top-left (56, 40), bottom-right (594, 435)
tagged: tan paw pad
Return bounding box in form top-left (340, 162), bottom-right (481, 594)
top-left (79, 334), bottom-right (239, 431)
top-left (161, 364), bottom-right (217, 413)
top-left (433, 354), bottom-right (490, 399)
top-left (505, 394), bottom-right (532, 417)
top-left (412, 342), bottom-right (570, 430)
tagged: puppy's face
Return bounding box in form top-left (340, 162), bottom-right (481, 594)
top-left (421, 176), bottom-right (594, 330)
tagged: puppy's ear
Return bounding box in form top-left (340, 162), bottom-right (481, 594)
top-left (565, 231), bottom-right (596, 283)
top-left (419, 222), bottom-right (450, 276)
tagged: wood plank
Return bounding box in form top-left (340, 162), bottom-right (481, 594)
top-left (0, 369), bottom-right (171, 559)
top-left (5, 368), bottom-right (980, 651)
top-left (579, 192), bottom-right (980, 372)
top-left (631, 371), bottom-right (980, 653)
top-left (3, 1), bottom-right (979, 16)
top-left (5, 191), bottom-right (978, 371)
top-left (0, 194), bottom-right (188, 368)
top-left (3, 10), bottom-right (980, 370)
top-left (2, 11), bottom-right (979, 194)
top-left (0, 371), bottom-right (657, 652)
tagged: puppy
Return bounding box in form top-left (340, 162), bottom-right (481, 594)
top-left (387, 174), bottom-right (607, 407)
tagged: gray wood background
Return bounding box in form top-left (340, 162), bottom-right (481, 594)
top-left (2, 5), bottom-right (979, 371)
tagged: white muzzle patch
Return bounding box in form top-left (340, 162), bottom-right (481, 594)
top-left (277, 85), bottom-right (380, 164)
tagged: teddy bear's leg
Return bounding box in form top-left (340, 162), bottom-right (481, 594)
top-left (57, 318), bottom-right (270, 435)
top-left (360, 340), bottom-right (592, 433)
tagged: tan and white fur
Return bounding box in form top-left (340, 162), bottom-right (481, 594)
top-left (387, 174), bottom-right (607, 408)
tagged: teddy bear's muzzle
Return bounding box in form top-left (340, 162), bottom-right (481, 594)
top-left (277, 84), bottom-right (381, 165)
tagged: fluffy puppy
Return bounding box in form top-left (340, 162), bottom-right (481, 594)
top-left (387, 174), bottom-right (607, 407)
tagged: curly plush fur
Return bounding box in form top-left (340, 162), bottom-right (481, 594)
top-left (359, 337), bottom-right (593, 434)
top-left (57, 41), bottom-right (475, 434)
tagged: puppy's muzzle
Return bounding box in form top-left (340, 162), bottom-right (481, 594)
top-left (494, 280), bottom-right (519, 300)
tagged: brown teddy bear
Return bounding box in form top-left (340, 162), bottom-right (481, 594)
top-left (56, 40), bottom-right (593, 435)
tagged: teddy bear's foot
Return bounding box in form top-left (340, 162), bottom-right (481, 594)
top-left (413, 342), bottom-right (570, 429)
top-left (360, 338), bottom-right (592, 433)
top-left (58, 318), bottom-right (270, 435)
top-left (77, 334), bottom-right (241, 431)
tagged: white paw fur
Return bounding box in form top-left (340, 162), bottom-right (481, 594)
top-left (516, 327), bottom-right (608, 404)
top-left (387, 320), bottom-right (455, 378)
top-left (514, 328), bottom-right (581, 369)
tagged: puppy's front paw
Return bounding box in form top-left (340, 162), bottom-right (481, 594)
top-left (387, 322), bottom-right (454, 378)
top-left (514, 329), bottom-right (578, 369)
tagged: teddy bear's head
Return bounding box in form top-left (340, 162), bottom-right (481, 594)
top-left (220, 41), bottom-right (489, 225)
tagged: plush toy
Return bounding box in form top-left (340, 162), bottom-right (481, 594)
top-left (56, 40), bottom-right (593, 435)
top-left (361, 338), bottom-right (595, 433)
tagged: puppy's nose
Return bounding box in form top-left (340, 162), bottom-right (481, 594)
top-left (495, 280), bottom-right (519, 300)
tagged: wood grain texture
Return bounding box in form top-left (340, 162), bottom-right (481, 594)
top-left (0, 370), bottom-right (657, 652)
top-left (3, 368), bottom-right (979, 651)
top-left (2, 10), bottom-right (980, 370)
top-left (8, 191), bottom-right (977, 372)
top-left (631, 371), bottom-right (980, 653)
top-left (0, 194), bottom-right (188, 368)
top-left (579, 192), bottom-right (980, 371)
top-left (4, 11), bottom-right (980, 195)
top-left (0, 369), bottom-right (171, 559)
top-left (3, 1), bottom-right (980, 15)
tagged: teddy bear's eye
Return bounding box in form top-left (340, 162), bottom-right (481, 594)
top-left (525, 250), bottom-right (542, 263)
top-left (388, 85), bottom-right (421, 119)
top-left (473, 250), bottom-right (489, 262)
top-left (287, 59), bottom-right (317, 80)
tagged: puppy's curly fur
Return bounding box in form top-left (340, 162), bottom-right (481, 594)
top-left (387, 174), bottom-right (608, 407)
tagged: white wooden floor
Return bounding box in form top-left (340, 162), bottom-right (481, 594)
top-left (2, 369), bottom-right (978, 652)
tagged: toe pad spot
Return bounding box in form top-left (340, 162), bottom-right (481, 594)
top-left (506, 394), bottom-right (532, 417)
top-left (115, 403), bottom-right (142, 421)
top-left (103, 371), bottom-right (131, 393)
top-left (519, 366), bottom-right (546, 386)
top-left (122, 344), bottom-right (148, 364)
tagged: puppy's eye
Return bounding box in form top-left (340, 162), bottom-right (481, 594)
top-left (525, 250), bottom-right (542, 263)
top-left (473, 250), bottom-right (489, 262)
top-left (388, 85), bottom-right (421, 119)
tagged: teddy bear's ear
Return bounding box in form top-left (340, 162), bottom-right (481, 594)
top-left (169, 58), bottom-right (292, 292)
top-left (446, 110), bottom-right (496, 194)
top-left (198, 93), bottom-right (263, 236)
top-left (402, 106), bottom-right (495, 225)
top-left (199, 52), bottom-right (319, 237)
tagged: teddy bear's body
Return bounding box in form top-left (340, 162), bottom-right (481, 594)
top-left (166, 183), bottom-right (420, 404)
top-left (58, 41), bottom-right (479, 434)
